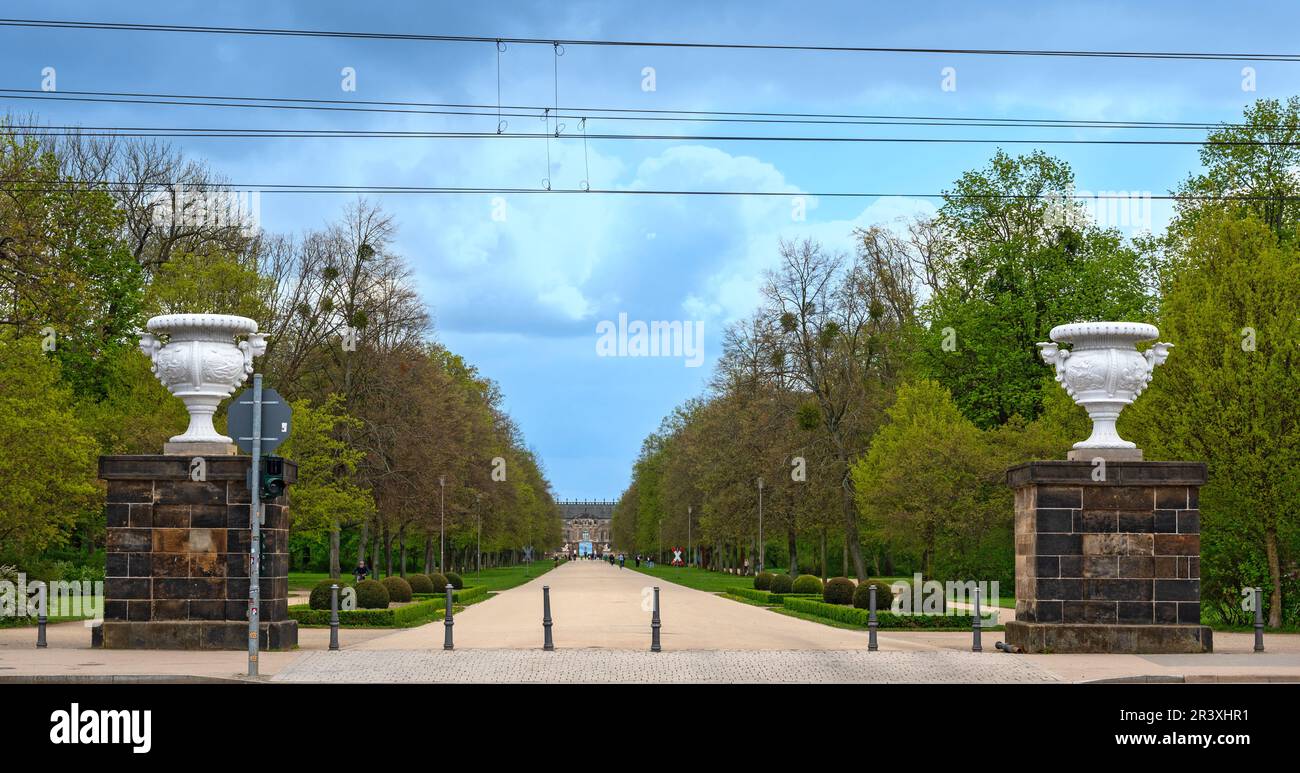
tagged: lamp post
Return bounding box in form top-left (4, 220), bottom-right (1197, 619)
top-left (475, 492), bottom-right (483, 574)
top-left (687, 505), bottom-right (693, 568)
top-left (439, 475), bottom-right (445, 573)
top-left (757, 476), bottom-right (764, 574)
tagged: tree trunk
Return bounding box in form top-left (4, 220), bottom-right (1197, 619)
top-left (842, 538), bottom-right (848, 579)
top-left (357, 522), bottom-right (368, 565)
top-left (820, 528), bottom-right (827, 581)
top-left (836, 449), bottom-right (867, 580)
top-left (424, 536), bottom-right (434, 576)
top-left (398, 524), bottom-right (407, 578)
top-left (383, 526), bottom-right (393, 577)
top-left (787, 528), bottom-right (798, 576)
top-left (370, 533), bottom-right (381, 579)
top-left (1266, 525), bottom-right (1283, 628)
top-left (329, 526), bottom-right (341, 579)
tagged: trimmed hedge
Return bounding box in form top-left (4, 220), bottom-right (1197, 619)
top-left (823, 577), bottom-right (855, 605)
top-left (406, 573), bottom-right (435, 593)
top-left (726, 587), bottom-right (821, 605)
top-left (429, 573), bottom-right (449, 593)
top-left (753, 572), bottom-right (774, 591)
top-left (290, 585), bottom-right (492, 628)
top-left (308, 579), bottom-right (351, 610)
top-left (783, 597), bottom-right (975, 629)
top-left (445, 572), bottom-right (464, 590)
top-left (792, 574), bottom-right (823, 595)
top-left (355, 579), bottom-right (390, 609)
top-left (853, 580), bottom-right (896, 611)
top-left (290, 598), bottom-right (445, 627)
top-left (382, 576), bottom-right (413, 603)
top-left (768, 573), bottom-right (793, 594)
top-left (412, 585), bottom-right (489, 606)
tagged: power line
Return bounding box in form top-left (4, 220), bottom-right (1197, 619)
top-left (0, 88), bottom-right (1253, 130)
top-left (9, 124), bottom-right (1293, 146)
top-left (2, 18), bottom-right (1298, 61)
top-left (4, 179), bottom-right (1293, 200)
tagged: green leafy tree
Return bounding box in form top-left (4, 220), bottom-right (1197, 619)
top-left (1126, 212), bottom-right (1300, 627)
top-left (0, 335), bottom-right (100, 563)
top-left (917, 150), bottom-right (1153, 428)
top-left (280, 395), bottom-right (374, 579)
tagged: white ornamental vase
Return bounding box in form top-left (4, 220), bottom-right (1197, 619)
top-left (138, 314), bottom-right (267, 445)
top-left (1037, 322), bottom-right (1171, 451)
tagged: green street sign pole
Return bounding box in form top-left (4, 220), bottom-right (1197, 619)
top-left (248, 373), bottom-right (263, 677)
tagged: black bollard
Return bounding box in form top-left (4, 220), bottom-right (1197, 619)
top-left (543, 585), bottom-right (554, 651)
top-left (1253, 587), bottom-right (1265, 653)
top-left (650, 586), bottom-right (662, 652)
top-left (971, 587), bottom-right (983, 653)
top-left (328, 584), bottom-right (340, 651)
top-left (35, 583), bottom-right (47, 649)
top-left (867, 584), bottom-right (878, 652)
top-left (443, 584), bottom-right (454, 650)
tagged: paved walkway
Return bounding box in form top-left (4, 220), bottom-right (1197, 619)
top-left (4, 560), bottom-right (1299, 683)
top-left (358, 560), bottom-right (923, 650)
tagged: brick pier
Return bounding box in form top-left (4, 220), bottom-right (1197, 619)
top-left (92, 455), bottom-right (298, 650)
top-left (1004, 460), bottom-right (1212, 653)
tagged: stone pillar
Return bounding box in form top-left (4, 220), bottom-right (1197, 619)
top-left (1003, 460), bottom-right (1212, 653)
top-left (92, 455), bottom-right (298, 650)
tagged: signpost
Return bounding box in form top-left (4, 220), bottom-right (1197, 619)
top-left (228, 379), bottom-right (292, 677)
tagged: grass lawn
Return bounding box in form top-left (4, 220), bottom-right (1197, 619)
top-left (628, 564), bottom-right (760, 593)
top-left (291, 561), bottom-right (557, 594)
top-left (458, 561), bottom-right (557, 593)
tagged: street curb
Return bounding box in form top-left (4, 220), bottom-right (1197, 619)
top-left (1081, 674), bottom-right (1300, 684)
top-left (0, 674), bottom-right (262, 684)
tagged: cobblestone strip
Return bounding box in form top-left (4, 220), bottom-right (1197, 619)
top-left (272, 648), bottom-right (1061, 683)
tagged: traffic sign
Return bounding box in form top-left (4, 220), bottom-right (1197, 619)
top-left (227, 386), bottom-right (292, 454)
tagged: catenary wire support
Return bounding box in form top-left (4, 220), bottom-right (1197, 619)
top-left (495, 40), bottom-right (507, 134)
top-left (541, 109), bottom-right (551, 190)
top-left (579, 117), bottom-right (590, 190)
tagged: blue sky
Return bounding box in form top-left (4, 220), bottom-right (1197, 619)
top-left (4, 1), bottom-right (1297, 498)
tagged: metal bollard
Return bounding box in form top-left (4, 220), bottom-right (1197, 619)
top-left (1254, 587), bottom-right (1265, 653)
top-left (443, 584), bottom-right (455, 650)
top-left (867, 584), bottom-right (878, 652)
top-left (650, 586), bottom-right (662, 652)
top-left (36, 583), bottom-right (47, 648)
top-left (543, 585), bottom-right (554, 651)
top-left (328, 584), bottom-right (340, 651)
top-left (971, 587), bottom-right (983, 652)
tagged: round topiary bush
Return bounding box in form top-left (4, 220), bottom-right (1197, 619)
top-left (355, 579), bottom-right (390, 609)
top-left (853, 580), bottom-right (895, 611)
top-left (308, 579), bottom-right (350, 610)
top-left (382, 576), bottom-right (413, 603)
top-left (754, 572), bottom-right (775, 591)
top-left (768, 573), bottom-right (793, 594)
top-left (792, 574), bottom-right (824, 595)
top-left (406, 573), bottom-right (434, 594)
top-left (823, 577), bottom-right (855, 605)
top-left (445, 572), bottom-right (464, 590)
top-left (428, 573), bottom-right (449, 593)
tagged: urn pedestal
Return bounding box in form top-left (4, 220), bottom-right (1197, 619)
top-left (92, 455), bottom-right (298, 650)
top-left (1003, 461), bottom-right (1212, 653)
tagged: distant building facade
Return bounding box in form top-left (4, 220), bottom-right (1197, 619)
top-left (557, 499), bottom-right (615, 556)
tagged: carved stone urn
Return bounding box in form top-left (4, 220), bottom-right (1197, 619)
top-left (1037, 322), bottom-right (1171, 459)
top-left (138, 314), bottom-right (267, 451)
